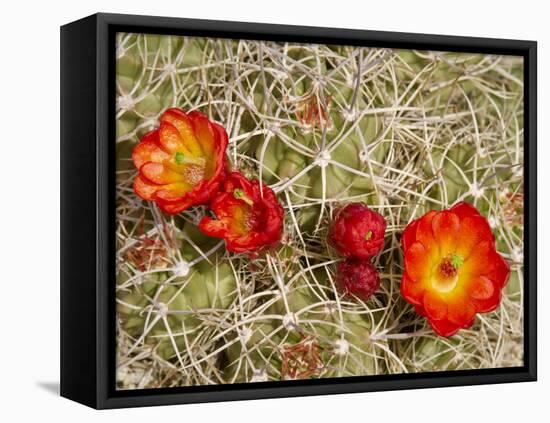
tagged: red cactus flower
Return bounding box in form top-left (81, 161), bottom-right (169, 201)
top-left (132, 108), bottom-right (228, 214)
top-left (199, 172), bottom-right (284, 253)
top-left (329, 203), bottom-right (387, 259)
top-left (336, 259), bottom-right (380, 301)
top-left (401, 202), bottom-right (510, 337)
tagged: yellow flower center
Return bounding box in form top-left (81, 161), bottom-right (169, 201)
top-left (432, 254), bottom-right (463, 293)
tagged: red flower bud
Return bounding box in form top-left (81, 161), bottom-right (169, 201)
top-left (336, 259), bottom-right (380, 301)
top-left (329, 203), bottom-right (387, 259)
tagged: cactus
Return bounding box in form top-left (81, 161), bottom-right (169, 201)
top-left (222, 269), bottom-right (384, 382)
top-left (117, 257), bottom-right (237, 362)
top-left (115, 34), bottom-right (524, 389)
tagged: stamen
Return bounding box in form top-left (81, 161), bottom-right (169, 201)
top-left (234, 189), bottom-right (254, 206)
top-left (175, 151), bottom-right (185, 165)
top-left (173, 151), bottom-right (206, 167)
top-left (432, 253), bottom-right (463, 293)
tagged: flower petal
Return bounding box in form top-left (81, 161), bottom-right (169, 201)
top-left (404, 242), bottom-right (431, 282)
top-left (155, 183), bottom-right (192, 202)
top-left (132, 130), bottom-right (170, 169)
top-left (140, 162), bottom-right (185, 185)
top-left (461, 240), bottom-right (497, 278)
top-left (401, 271), bottom-right (426, 306)
top-left (451, 201), bottom-right (481, 220)
top-left (158, 121), bottom-right (190, 155)
top-left (432, 211), bottom-right (459, 255)
top-left (414, 304), bottom-right (427, 317)
top-left (159, 199), bottom-right (193, 215)
top-left (423, 291), bottom-right (448, 321)
top-left (429, 318), bottom-right (462, 337)
top-left (415, 211), bottom-right (438, 251)
top-left (486, 253), bottom-right (510, 289)
top-left (467, 275), bottom-right (495, 300)
top-left (471, 287), bottom-right (502, 313)
top-left (161, 108), bottom-right (203, 156)
top-left (224, 171), bottom-right (254, 194)
top-left (199, 216), bottom-right (230, 238)
top-left (402, 218), bottom-right (419, 251)
top-left (447, 294), bottom-right (476, 327)
top-left (455, 216), bottom-right (494, 258)
top-left (133, 175), bottom-right (159, 200)
top-left (188, 110), bottom-right (216, 158)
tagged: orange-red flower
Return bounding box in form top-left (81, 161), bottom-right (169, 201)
top-left (199, 172), bottom-right (284, 253)
top-left (132, 108), bottom-right (228, 214)
top-left (401, 202), bottom-right (510, 337)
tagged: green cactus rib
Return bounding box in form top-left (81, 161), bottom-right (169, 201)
top-left (115, 33), bottom-right (524, 389)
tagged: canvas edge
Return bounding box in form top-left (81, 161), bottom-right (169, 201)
top-left (59, 12), bottom-right (537, 410)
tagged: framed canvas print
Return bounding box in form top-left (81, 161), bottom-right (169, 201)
top-left (60, 13), bottom-right (537, 409)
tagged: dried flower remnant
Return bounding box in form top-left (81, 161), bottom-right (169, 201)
top-left (132, 108), bottom-right (228, 214)
top-left (500, 190), bottom-right (524, 228)
top-left (122, 218), bottom-right (174, 271)
top-left (124, 237), bottom-right (170, 272)
top-left (293, 87), bottom-right (333, 130)
top-left (281, 336), bottom-right (324, 380)
top-left (401, 202), bottom-right (510, 337)
top-left (199, 172), bottom-right (284, 253)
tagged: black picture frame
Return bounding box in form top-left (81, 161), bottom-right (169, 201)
top-left (60, 12), bottom-right (537, 409)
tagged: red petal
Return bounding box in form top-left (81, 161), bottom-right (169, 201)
top-left (159, 199), bottom-right (193, 215)
top-left (404, 241), bottom-right (431, 282)
top-left (188, 110), bottom-right (216, 158)
top-left (402, 218), bottom-right (419, 251)
top-left (461, 240), bottom-right (498, 277)
top-left (423, 291), bottom-right (448, 321)
top-left (467, 275), bottom-right (495, 300)
top-left (451, 201), bottom-right (481, 220)
top-left (432, 210), bottom-right (459, 254)
top-left (471, 287), bottom-right (502, 313)
top-left (199, 216), bottom-right (229, 238)
top-left (224, 171), bottom-right (254, 195)
top-left (209, 122), bottom-right (229, 179)
top-left (158, 121), bottom-right (187, 154)
top-left (486, 253), bottom-right (511, 289)
top-left (455, 215), bottom-right (494, 258)
top-left (415, 211), bottom-right (438, 252)
top-left (429, 318), bottom-right (462, 337)
top-left (447, 294), bottom-right (476, 327)
top-left (260, 186), bottom-right (284, 243)
top-left (401, 271), bottom-right (426, 306)
top-left (133, 175), bottom-right (159, 200)
top-left (132, 130), bottom-right (170, 169)
top-left (414, 304), bottom-right (427, 317)
top-left (161, 109), bottom-right (202, 156)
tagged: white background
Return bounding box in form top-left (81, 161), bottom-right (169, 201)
top-left (0, 0), bottom-right (546, 421)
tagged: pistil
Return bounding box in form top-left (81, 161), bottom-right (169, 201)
top-left (234, 189), bottom-right (254, 207)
